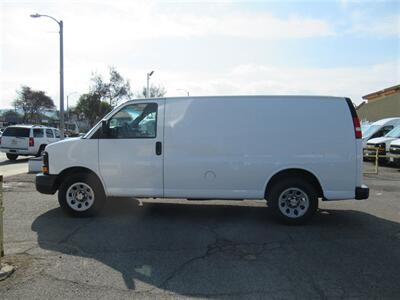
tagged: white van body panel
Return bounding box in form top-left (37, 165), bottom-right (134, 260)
top-left (46, 137), bottom-right (100, 180)
top-left (162, 96), bottom-right (356, 200)
top-left (45, 96), bottom-right (362, 201)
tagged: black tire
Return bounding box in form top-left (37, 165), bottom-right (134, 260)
top-left (58, 172), bottom-right (106, 217)
top-left (268, 177), bottom-right (318, 225)
top-left (6, 153), bottom-right (18, 161)
top-left (36, 145), bottom-right (47, 157)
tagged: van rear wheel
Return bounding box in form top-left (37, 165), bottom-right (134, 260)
top-left (268, 178), bottom-right (318, 225)
top-left (58, 173), bottom-right (106, 217)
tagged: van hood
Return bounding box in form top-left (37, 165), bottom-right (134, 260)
top-left (45, 137), bottom-right (81, 151)
top-left (390, 139), bottom-right (400, 147)
top-left (367, 137), bottom-right (397, 145)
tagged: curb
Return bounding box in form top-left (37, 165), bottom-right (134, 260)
top-left (0, 263), bottom-right (15, 281)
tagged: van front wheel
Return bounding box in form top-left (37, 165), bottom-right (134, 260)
top-left (58, 173), bottom-right (106, 217)
top-left (268, 178), bottom-right (318, 225)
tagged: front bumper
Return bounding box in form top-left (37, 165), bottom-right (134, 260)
top-left (388, 154), bottom-right (400, 164)
top-left (355, 185), bottom-right (369, 200)
top-left (36, 173), bottom-right (57, 194)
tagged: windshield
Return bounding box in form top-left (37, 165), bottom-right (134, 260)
top-left (362, 125), bottom-right (380, 138)
top-left (82, 102), bottom-right (127, 138)
top-left (361, 124), bottom-right (370, 134)
top-left (385, 126), bottom-right (400, 138)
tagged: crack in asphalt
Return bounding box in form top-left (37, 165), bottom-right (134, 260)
top-left (158, 224), bottom-right (283, 291)
top-left (26, 272), bottom-right (283, 298)
top-left (7, 222), bottom-right (360, 298)
top-left (40, 272), bottom-right (151, 295)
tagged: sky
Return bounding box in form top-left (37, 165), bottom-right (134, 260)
top-left (0, 0), bottom-right (399, 109)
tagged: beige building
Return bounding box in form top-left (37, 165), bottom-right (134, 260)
top-left (356, 84), bottom-right (400, 122)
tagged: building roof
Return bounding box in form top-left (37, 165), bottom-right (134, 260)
top-left (363, 84), bottom-right (400, 100)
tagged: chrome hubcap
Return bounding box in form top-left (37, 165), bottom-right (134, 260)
top-left (66, 182), bottom-right (95, 211)
top-left (278, 187), bottom-right (309, 218)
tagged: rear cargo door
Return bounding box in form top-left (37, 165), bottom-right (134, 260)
top-left (1, 127), bottom-right (30, 150)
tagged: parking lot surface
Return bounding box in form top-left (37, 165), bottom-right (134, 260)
top-left (0, 152), bottom-right (29, 177)
top-left (0, 165), bottom-right (400, 299)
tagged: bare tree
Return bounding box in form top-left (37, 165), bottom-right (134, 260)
top-left (90, 67), bottom-right (133, 107)
top-left (137, 84), bottom-right (167, 98)
top-left (75, 93), bottom-right (112, 126)
top-left (13, 86), bottom-right (55, 122)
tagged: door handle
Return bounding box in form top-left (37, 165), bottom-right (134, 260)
top-left (155, 141), bottom-right (162, 155)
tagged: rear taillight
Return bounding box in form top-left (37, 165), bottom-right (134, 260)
top-left (345, 98), bottom-right (362, 139)
top-left (29, 137), bottom-right (34, 147)
top-left (353, 117), bottom-right (362, 139)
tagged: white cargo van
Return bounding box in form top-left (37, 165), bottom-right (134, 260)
top-left (36, 96), bottom-right (368, 224)
top-left (388, 138), bottom-right (400, 165)
top-left (361, 117), bottom-right (400, 147)
top-left (365, 126), bottom-right (400, 159)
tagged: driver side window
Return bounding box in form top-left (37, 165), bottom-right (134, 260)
top-left (108, 103), bottom-right (157, 139)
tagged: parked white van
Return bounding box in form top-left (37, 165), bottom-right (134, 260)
top-left (361, 117), bottom-right (400, 147)
top-left (365, 126), bottom-right (400, 159)
top-left (388, 138), bottom-right (400, 165)
top-left (36, 96), bottom-right (368, 224)
top-left (1, 125), bottom-right (60, 160)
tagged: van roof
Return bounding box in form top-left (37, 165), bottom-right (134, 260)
top-left (125, 95), bottom-right (345, 104)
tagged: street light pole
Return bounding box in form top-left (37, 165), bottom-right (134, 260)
top-left (30, 13), bottom-right (65, 139)
top-left (146, 71), bottom-right (154, 98)
top-left (67, 92), bottom-right (78, 122)
top-left (177, 89), bottom-right (190, 96)
top-left (59, 20), bottom-right (64, 139)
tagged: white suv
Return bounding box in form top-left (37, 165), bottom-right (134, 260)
top-left (0, 125), bottom-right (60, 160)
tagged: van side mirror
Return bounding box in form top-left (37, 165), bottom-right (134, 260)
top-left (101, 120), bottom-right (109, 137)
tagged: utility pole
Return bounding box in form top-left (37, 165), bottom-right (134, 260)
top-left (177, 89), bottom-right (190, 96)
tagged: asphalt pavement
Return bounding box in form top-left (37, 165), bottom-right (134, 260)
top-left (0, 166), bottom-right (400, 299)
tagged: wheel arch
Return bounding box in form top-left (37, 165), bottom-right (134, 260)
top-left (54, 166), bottom-right (105, 194)
top-left (37, 144), bottom-right (47, 155)
top-left (264, 168), bottom-right (324, 199)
